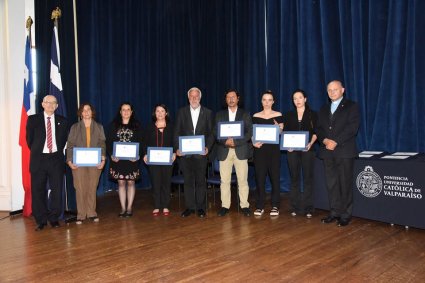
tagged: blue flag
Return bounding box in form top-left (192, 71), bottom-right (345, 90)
top-left (49, 25), bottom-right (66, 117)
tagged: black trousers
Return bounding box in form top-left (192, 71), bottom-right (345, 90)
top-left (31, 152), bottom-right (64, 225)
top-left (181, 155), bottom-right (208, 210)
top-left (253, 149), bottom-right (281, 209)
top-left (148, 165), bottom-right (173, 209)
top-left (287, 150), bottom-right (315, 214)
top-left (323, 157), bottom-right (355, 220)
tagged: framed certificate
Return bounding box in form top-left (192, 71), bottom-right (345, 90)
top-left (113, 142), bottom-right (139, 160)
top-left (147, 147), bottom-right (173, 165)
top-left (73, 147), bottom-right (101, 167)
top-left (179, 135), bottom-right (205, 155)
top-left (280, 131), bottom-right (309, 150)
top-left (252, 124), bottom-right (280, 144)
top-left (217, 121), bottom-right (244, 140)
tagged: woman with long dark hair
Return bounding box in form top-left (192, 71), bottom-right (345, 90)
top-left (143, 104), bottom-right (175, 216)
top-left (284, 89), bottom-right (317, 218)
top-left (107, 102), bottom-right (142, 217)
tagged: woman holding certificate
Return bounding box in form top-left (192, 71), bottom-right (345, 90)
top-left (284, 89), bottom-right (317, 218)
top-left (252, 91), bottom-right (284, 217)
top-left (107, 102), bottom-right (142, 217)
top-left (66, 103), bottom-right (106, 224)
top-left (142, 104), bottom-right (175, 216)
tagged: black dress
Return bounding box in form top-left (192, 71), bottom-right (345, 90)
top-left (107, 123), bottom-right (142, 180)
top-left (252, 115), bottom-right (284, 209)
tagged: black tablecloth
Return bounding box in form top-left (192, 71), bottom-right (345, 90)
top-left (314, 154), bottom-right (425, 229)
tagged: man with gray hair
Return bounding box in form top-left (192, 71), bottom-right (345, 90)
top-left (174, 87), bottom-right (214, 218)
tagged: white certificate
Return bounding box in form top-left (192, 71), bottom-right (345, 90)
top-left (253, 124), bottom-right (280, 144)
top-left (179, 135), bottom-right (205, 154)
top-left (218, 121), bottom-right (243, 139)
top-left (73, 147), bottom-right (101, 167)
top-left (147, 147), bottom-right (173, 165)
top-left (281, 131), bottom-right (309, 150)
top-left (113, 142), bottom-right (139, 160)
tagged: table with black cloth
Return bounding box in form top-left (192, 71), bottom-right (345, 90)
top-left (314, 154), bottom-right (425, 229)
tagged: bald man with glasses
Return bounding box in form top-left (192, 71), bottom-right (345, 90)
top-left (26, 95), bottom-right (69, 231)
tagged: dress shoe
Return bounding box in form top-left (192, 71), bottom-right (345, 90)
top-left (197, 209), bottom-right (206, 218)
top-left (35, 223), bottom-right (46, 231)
top-left (50, 221), bottom-right (60, 228)
top-left (242, 207), bottom-right (251, 217)
top-left (337, 218), bottom-right (350, 227)
top-left (217, 207), bottom-right (229, 217)
top-left (181, 209), bottom-right (195, 217)
top-left (321, 215), bottom-right (340, 224)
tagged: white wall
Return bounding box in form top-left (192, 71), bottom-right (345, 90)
top-left (0, 0), bottom-right (34, 211)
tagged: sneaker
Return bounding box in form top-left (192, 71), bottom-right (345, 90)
top-left (291, 212), bottom-right (297, 217)
top-left (254, 209), bottom-right (264, 216)
top-left (306, 213), bottom-right (312, 219)
top-left (270, 207), bottom-right (280, 216)
top-left (241, 207), bottom-right (251, 217)
top-left (89, 216), bottom-right (99, 222)
top-left (76, 219), bottom-right (83, 225)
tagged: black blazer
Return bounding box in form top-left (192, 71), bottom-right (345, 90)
top-left (26, 112), bottom-right (69, 172)
top-left (214, 108), bottom-right (253, 160)
top-left (316, 97), bottom-right (360, 159)
top-left (173, 105), bottom-right (214, 155)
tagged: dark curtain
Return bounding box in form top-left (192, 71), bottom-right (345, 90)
top-left (266, 0), bottom-right (425, 152)
top-left (76, 0), bottom-right (266, 191)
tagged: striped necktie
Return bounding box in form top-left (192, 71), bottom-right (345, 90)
top-left (47, 117), bottom-right (53, 153)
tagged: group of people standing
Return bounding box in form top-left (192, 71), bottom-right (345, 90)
top-left (25, 80), bottom-right (359, 231)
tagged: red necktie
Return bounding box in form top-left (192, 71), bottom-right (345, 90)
top-left (47, 117), bottom-right (53, 153)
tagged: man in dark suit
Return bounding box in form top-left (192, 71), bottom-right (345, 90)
top-left (174, 87), bottom-right (214, 218)
top-left (316, 80), bottom-right (360, 227)
top-left (214, 90), bottom-right (252, 217)
top-left (26, 95), bottom-right (68, 231)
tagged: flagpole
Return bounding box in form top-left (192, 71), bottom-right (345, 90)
top-left (73, 0), bottom-right (80, 107)
top-left (26, 16), bottom-right (33, 47)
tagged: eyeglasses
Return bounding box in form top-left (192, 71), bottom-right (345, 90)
top-left (43, 101), bottom-right (57, 105)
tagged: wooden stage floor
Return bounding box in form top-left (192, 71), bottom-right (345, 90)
top-left (0, 190), bottom-right (424, 282)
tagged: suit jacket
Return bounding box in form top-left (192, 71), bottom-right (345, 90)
top-left (316, 97), bottom-right (360, 159)
top-left (66, 120), bottom-right (106, 163)
top-left (26, 112), bottom-right (68, 172)
top-left (214, 108), bottom-right (253, 161)
top-left (173, 105), bottom-right (214, 156)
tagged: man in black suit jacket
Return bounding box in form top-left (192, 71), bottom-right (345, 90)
top-left (214, 90), bottom-right (252, 217)
top-left (174, 87), bottom-right (214, 218)
top-left (316, 80), bottom-right (360, 227)
top-left (26, 95), bottom-right (69, 231)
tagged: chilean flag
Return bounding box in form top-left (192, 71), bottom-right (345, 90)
top-left (19, 36), bottom-right (35, 217)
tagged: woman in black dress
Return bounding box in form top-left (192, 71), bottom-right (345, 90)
top-left (107, 102), bottom-right (142, 217)
top-left (252, 91), bottom-right (284, 217)
top-left (284, 89), bottom-right (317, 218)
top-left (143, 104), bottom-right (175, 216)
